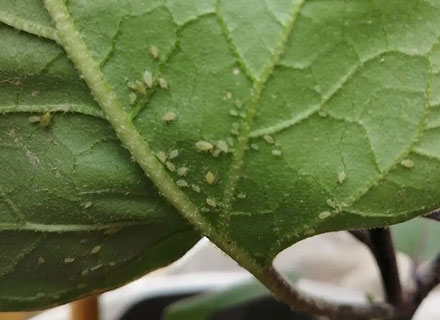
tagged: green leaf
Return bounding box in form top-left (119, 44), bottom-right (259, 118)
top-left (162, 274), bottom-right (298, 320)
top-left (2, 0), bottom-right (440, 310)
top-left (392, 217), bottom-right (440, 263)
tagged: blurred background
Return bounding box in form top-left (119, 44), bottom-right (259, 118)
top-left (1, 217), bottom-right (439, 320)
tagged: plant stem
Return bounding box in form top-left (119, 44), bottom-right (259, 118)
top-left (256, 266), bottom-right (392, 319)
top-left (349, 230), bottom-right (372, 249)
top-left (71, 296), bottom-right (99, 320)
top-left (413, 251), bottom-right (440, 306)
top-left (424, 209), bottom-right (440, 222)
top-left (369, 228), bottom-right (403, 307)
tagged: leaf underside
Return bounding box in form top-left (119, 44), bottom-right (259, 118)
top-left (1, 0), bottom-right (440, 310)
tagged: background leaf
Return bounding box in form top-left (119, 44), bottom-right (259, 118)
top-left (161, 274), bottom-right (298, 320)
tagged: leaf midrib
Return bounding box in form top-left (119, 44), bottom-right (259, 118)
top-left (42, 0), bottom-right (274, 279)
top-left (220, 0), bottom-right (306, 225)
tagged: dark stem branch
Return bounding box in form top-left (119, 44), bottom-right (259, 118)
top-left (369, 227), bottom-right (403, 307)
top-left (349, 229), bottom-right (372, 249)
top-left (424, 209), bottom-right (440, 222)
top-left (413, 251), bottom-right (440, 306)
top-left (257, 266), bottom-right (393, 319)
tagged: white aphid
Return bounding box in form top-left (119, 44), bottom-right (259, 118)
top-left (143, 70), bottom-right (153, 88)
top-left (195, 141), bottom-right (213, 151)
top-left (163, 111), bottom-right (176, 123)
top-left (229, 109), bottom-right (238, 117)
top-left (211, 149), bottom-right (221, 158)
top-left (64, 257), bottom-right (75, 264)
top-left (319, 211), bottom-right (331, 219)
top-left (206, 198), bottom-right (217, 208)
top-left (84, 201), bottom-right (93, 209)
top-left (338, 171), bottom-right (346, 184)
top-left (250, 143), bottom-right (259, 151)
top-left (169, 149), bottom-right (179, 159)
top-left (29, 115), bottom-right (41, 123)
top-left (129, 92), bottom-right (137, 105)
top-left (191, 184), bottom-right (201, 193)
top-left (401, 159), bottom-right (414, 169)
top-left (166, 161), bottom-right (176, 172)
top-left (150, 46), bottom-right (159, 59)
top-left (237, 193), bottom-right (246, 199)
top-left (157, 151), bottom-right (167, 163)
top-left (272, 149), bottom-right (282, 156)
top-left (263, 135), bottom-right (275, 144)
top-left (176, 179), bottom-right (189, 187)
top-left (90, 245), bottom-right (101, 255)
top-left (217, 140), bottom-right (229, 153)
top-left (177, 167), bottom-right (189, 176)
top-left (158, 77), bottom-right (168, 89)
top-left (205, 171), bottom-right (215, 185)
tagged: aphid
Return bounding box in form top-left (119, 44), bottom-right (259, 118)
top-left (191, 184), bottom-right (201, 193)
top-left (29, 115), bottom-right (41, 124)
top-left (401, 159), bottom-right (414, 169)
top-left (304, 228), bottom-right (315, 235)
top-left (230, 128), bottom-right (239, 135)
top-left (169, 149), bottom-right (179, 159)
top-left (263, 135), bottom-right (274, 144)
top-left (40, 112), bottom-right (52, 128)
top-left (217, 140), bottom-right (229, 153)
top-left (166, 161), bottom-right (176, 172)
top-left (177, 167), bottom-right (189, 176)
top-left (90, 245), bottom-right (101, 255)
top-left (157, 151), bottom-right (167, 163)
top-left (237, 193), bottom-right (246, 199)
top-left (158, 77), bottom-right (168, 89)
top-left (211, 149), bottom-right (221, 158)
top-left (201, 207), bottom-right (210, 213)
top-left (128, 92), bottom-right (137, 105)
top-left (128, 80), bottom-right (146, 95)
top-left (226, 137), bottom-right (235, 146)
top-left (64, 257), bottom-right (75, 264)
top-left (150, 46), bottom-right (159, 59)
top-left (38, 257), bottom-right (45, 264)
top-left (272, 149), bottom-right (282, 156)
top-left (163, 111), bottom-right (177, 123)
top-left (84, 201), bottom-right (93, 209)
top-left (205, 171), bottom-right (215, 185)
top-left (143, 70), bottom-right (153, 88)
top-left (206, 198), bottom-right (217, 208)
top-left (319, 211), bottom-right (331, 219)
top-left (250, 143), bottom-right (259, 151)
top-left (338, 171), bottom-right (346, 184)
top-left (233, 68), bottom-right (240, 75)
top-left (31, 90), bottom-right (40, 97)
top-left (314, 85), bottom-right (321, 93)
top-left (225, 92), bottom-right (232, 99)
top-left (195, 140), bottom-right (213, 151)
top-left (229, 109), bottom-right (238, 117)
top-left (176, 179), bottom-right (188, 188)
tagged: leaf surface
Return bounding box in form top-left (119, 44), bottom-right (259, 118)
top-left (1, 0), bottom-right (440, 310)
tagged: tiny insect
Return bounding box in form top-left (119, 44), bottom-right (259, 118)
top-left (40, 112), bottom-right (52, 128)
top-left (150, 46), bottom-right (159, 59)
top-left (196, 141), bottom-right (213, 151)
top-left (205, 171), bottom-right (215, 185)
